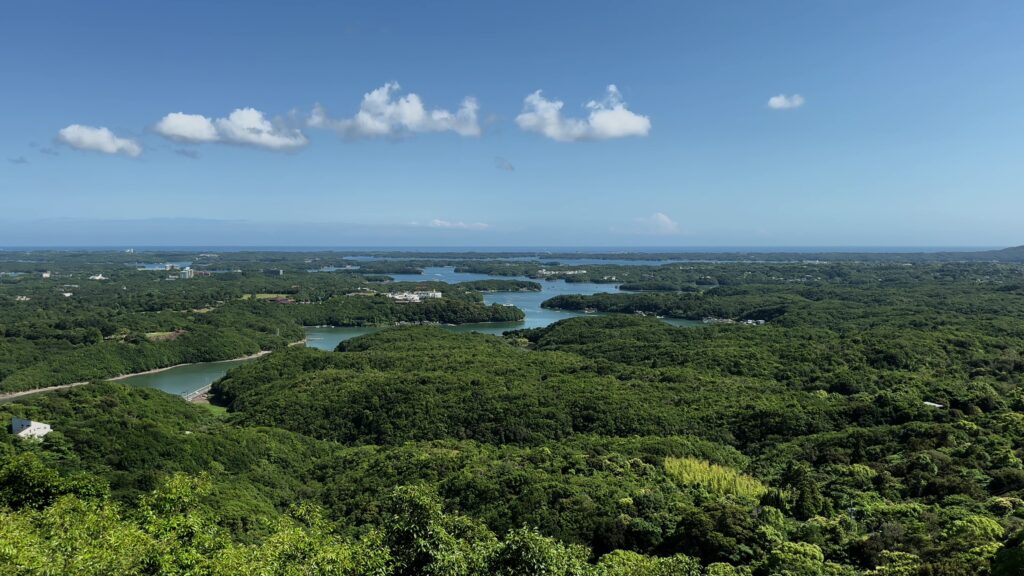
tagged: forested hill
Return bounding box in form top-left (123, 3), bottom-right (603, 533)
top-left (202, 307), bottom-right (1024, 573)
top-left (982, 244), bottom-right (1024, 261)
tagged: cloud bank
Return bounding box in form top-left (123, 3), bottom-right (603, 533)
top-left (309, 83), bottom-right (480, 138)
top-left (57, 125), bottom-right (142, 157)
top-left (516, 85), bottom-right (651, 142)
top-left (154, 108), bottom-right (308, 150)
top-left (767, 94), bottom-right (805, 110)
top-left (427, 219), bottom-right (489, 230)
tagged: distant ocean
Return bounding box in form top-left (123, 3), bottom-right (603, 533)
top-left (0, 245), bottom-right (1001, 253)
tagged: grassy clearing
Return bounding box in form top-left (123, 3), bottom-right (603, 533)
top-left (241, 293), bottom-right (289, 300)
top-left (144, 330), bottom-right (185, 342)
top-left (199, 403), bottom-right (228, 417)
top-left (665, 457), bottom-right (767, 500)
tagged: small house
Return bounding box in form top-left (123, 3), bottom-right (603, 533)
top-left (11, 417), bottom-right (52, 440)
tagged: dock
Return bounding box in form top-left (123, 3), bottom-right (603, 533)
top-left (182, 384), bottom-right (212, 402)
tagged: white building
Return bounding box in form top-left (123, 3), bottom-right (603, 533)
top-left (41, 271), bottom-right (51, 279)
top-left (88, 274), bottom-right (108, 281)
top-left (537, 268), bottom-right (587, 276)
top-left (179, 268), bottom-right (195, 279)
top-left (387, 292), bottom-right (421, 303)
top-left (387, 290), bottom-right (444, 303)
top-left (11, 417), bottom-right (52, 440)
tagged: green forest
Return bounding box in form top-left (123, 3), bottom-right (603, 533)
top-left (3, 250), bottom-right (1024, 574)
top-left (0, 252), bottom-right (523, 393)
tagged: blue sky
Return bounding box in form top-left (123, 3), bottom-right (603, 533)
top-left (1, 0), bottom-right (1022, 247)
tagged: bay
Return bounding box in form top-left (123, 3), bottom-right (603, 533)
top-left (117, 266), bottom-right (695, 395)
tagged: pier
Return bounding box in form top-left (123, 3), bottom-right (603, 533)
top-left (182, 384), bottom-right (211, 402)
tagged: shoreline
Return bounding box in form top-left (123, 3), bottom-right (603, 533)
top-left (0, 381), bottom-right (92, 402)
top-left (303, 320), bottom-right (525, 329)
top-left (107, 350), bottom-right (272, 381)
top-left (0, 349), bottom-right (276, 402)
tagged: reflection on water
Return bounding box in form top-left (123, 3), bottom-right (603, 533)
top-left (114, 358), bottom-right (252, 396)
top-left (135, 261), bottom-right (193, 271)
top-left (660, 318), bottom-right (704, 328)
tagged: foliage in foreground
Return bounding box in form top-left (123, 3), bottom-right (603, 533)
top-left (0, 462), bottom-right (753, 576)
top-left (10, 468), bottom-right (1015, 575)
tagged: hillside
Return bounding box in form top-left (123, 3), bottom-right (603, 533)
top-left (4, 258), bottom-right (1024, 573)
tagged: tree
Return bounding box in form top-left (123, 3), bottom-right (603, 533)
top-left (487, 528), bottom-right (591, 576)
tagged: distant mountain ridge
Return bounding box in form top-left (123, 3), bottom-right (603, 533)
top-left (982, 245), bottom-right (1024, 260)
top-left (330, 245), bottom-right (1024, 263)
top-left (2, 245), bottom-right (1023, 263)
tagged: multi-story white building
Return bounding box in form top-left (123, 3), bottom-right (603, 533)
top-left (387, 290), bottom-right (444, 303)
top-left (387, 292), bottom-right (421, 303)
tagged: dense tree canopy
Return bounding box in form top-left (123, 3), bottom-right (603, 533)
top-left (4, 251), bottom-right (1024, 574)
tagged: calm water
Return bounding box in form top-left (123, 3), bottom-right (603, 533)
top-left (118, 266), bottom-right (696, 395)
top-left (114, 357), bottom-right (252, 396)
top-left (135, 261), bottom-right (193, 271)
top-left (349, 255), bottom-right (688, 266)
top-left (662, 318), bottom-right (704, 328)
top-left (305, 266), bottom-right (619, 350)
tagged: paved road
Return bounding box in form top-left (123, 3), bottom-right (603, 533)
top-left (0, 381), bottom-right (90, 402)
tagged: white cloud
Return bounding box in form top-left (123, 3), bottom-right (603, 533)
top-left (154, 112), bottom-right (219, 142)
top-left (767, 94), bottom-right (805, 110)
top-left (153, 108), bottom-right (307, 150)
top-left (215, 108), bottom-right (308, 150)
top-left (310, 83), bottom-right (480, 138)
top-left (57, 125), bottom-right (142, 157)
top-left (428, 219), bottom-right (489, 230)
top-left (516, 84), bottom-right (651, 142)
top-left (635, 212), bottom-right (680, 235)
